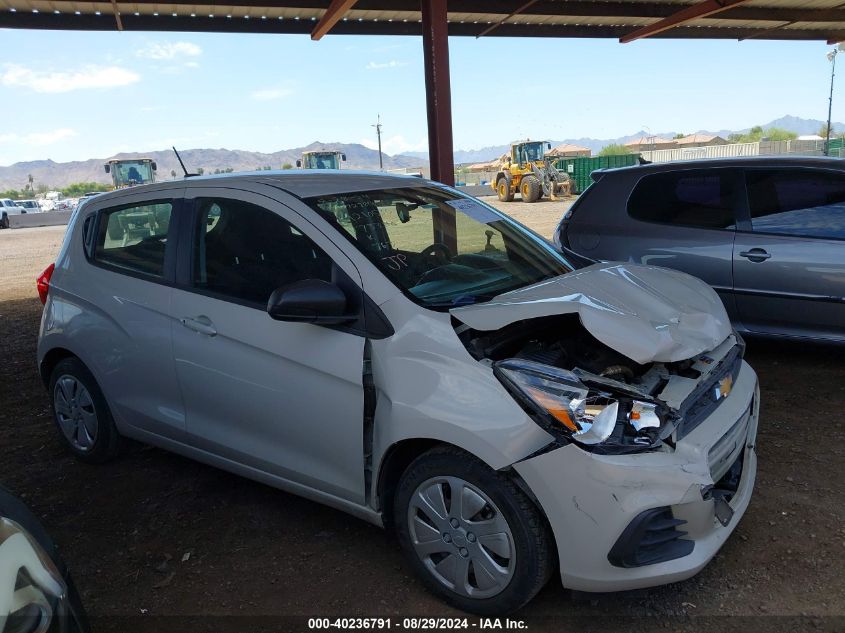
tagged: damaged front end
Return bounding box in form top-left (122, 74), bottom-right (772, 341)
top-left (455, 313), bottom-right (745, 456)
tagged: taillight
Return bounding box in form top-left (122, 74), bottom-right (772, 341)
top-left (37, 263), bottom-right (55, 305)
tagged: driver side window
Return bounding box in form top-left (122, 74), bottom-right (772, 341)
top-left (192, 198), bottom-right (334, 306)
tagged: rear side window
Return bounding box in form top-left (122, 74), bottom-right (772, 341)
top-left (628, 171), bottom-right (737, 229)
top-left (193, 198), bottom-right (334, 305)
top-left (94, 202), bottom-right (173, 277)
top-left (746, 169), bottom-right (845, 240)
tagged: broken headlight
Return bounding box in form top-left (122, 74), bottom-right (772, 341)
top-left (494, 359), bottom-right (664, 452)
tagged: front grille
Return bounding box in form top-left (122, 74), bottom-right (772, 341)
top-left (608, 507), bottom-right (694, 568)
top-left (708, 398), bottom-right (752, 481)
top-left (675, 345), bottom-right (743, 439)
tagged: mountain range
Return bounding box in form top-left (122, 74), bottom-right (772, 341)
top-left (0, 142), bottom-right (421, 191)
top-left (1, 115), bottom-right (840, 191)
top-left (406, 115), bottom-right (845, 164)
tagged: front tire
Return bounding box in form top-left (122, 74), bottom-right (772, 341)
top-left (520, 176), bottom-right (541, 203)
top-left (496, 178), bottom-right (514, 202)
top-left (1, 213), bottom-right (8, 229)
top-left (394, 446), bottom-right (554, 615)
top-left (49, 357), bottom-right (124, 463)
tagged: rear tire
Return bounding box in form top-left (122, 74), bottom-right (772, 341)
top-left (520, 176), bottom-right (541, 203)
top-left (496, 178), bottom-right (514, 202)
top-left (49, 357), bottom-right (125, 463)
top-left (1, 213), bottom-right (8, 229)
top-left (394, 446), bottom-right (554, 615)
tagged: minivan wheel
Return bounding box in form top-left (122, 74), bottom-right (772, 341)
top-left (49, 357), bottom-right (124, 463)
top-left (394, 447), bottom-right (554, 615)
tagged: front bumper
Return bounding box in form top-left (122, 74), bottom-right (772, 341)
top-left (514, 360), bottom-right (759, 593)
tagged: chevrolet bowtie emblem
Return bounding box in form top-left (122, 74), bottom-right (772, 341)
top-left (715, 375), bottom-right (733, 400)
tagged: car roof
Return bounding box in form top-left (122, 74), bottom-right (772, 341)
top-left (598, 155), bottom-right (845, 178)
top-left (88, 170), bottom-right (440, 203)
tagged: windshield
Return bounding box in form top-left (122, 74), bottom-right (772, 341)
top-left (305, 153), bottom-right (340, 170)
top-left (304, 187), bottom-right (572, 309)
top-left (516, 142), bottom-right (545, 163)
top-left (112, 161), bottom-right (153, 186)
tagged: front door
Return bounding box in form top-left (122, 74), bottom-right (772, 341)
top-left (170, 188), bottom-right (368, 503)
top-left (734, 168), bottom-right (845, 340)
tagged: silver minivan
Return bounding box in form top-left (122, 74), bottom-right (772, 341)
top-left (37, 172), bottom-right (759, 614)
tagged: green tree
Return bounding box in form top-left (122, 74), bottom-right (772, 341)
top-left (60, 182), bottom-right (110, 197)
top-left (170, 169), bottom-right (177, 179)
top-left (598, 144), bottom-right (631, 156)
top-left (819, 123), bottom-right (836, 138)
top-left (673, 133), bottom-right (685, 139)
top-left (282, 163), bottom-right (293, 170)
top-left (728, 125), bottom-right (796, 143)
top-left (196, 167), bottom-right (204, 176)
top-left (0, 189), bottom-right (23, 199)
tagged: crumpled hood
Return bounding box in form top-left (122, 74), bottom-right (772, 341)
top-left (451, 263), bottom-right (731, 364)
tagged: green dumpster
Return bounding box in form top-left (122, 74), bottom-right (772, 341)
top-left (554, 154), bottom-right (640, 194)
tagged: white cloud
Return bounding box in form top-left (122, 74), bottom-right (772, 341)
top-left (0, 128), bottom-right (78, 146)
top-left (136, 41), bottom-right (202, 60)
top-left (251, 86), bottom-right (294, 101)
top-left (361, 135), bottom-right (427, 156)
top-left (365, 60), bottom-right (409, 70)
top-left (1, 64), bottom-right (139, 93)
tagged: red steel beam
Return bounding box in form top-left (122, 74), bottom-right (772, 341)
top-left (421, 0), bottom-right (455, 187)
top-left (311, 0), bottom-right (357, 40)
top-left (620, 0), bottom-right (752, 44)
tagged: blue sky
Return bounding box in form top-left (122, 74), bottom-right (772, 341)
top-left (0, 28), bottom-right (840, 165)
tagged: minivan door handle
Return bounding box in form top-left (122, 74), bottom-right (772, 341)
top-left (180, 315), bottom-right (217, 337)
top-left (738, 248), bottom-right (771, 263)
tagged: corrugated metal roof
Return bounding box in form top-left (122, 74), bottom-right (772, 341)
top-left (1, 0), bottom-right (844, 42)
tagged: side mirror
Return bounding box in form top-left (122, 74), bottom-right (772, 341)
top-left (151, 161), bottom-right (157, 171)
top-left (341, 153), bottom-right (347, 161)
top-left (104, 164), bottom-right (110, 173)
top-left (395, 202), bottom-right (412, 223)
top-left (296, 159), bottom-right (302, 168)
top-left (267, 279), bottom-right (354, 325)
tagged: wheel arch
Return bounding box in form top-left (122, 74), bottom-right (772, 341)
top-left (375, 438), bottom-right (559, 562)
top-left (39, 347), bottom-right (79, 388)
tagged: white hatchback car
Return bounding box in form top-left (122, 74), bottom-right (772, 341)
top-left (36, 172), bottom-right (759, 614)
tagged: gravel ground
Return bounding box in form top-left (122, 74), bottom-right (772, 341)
top-left (1, 208), bottom-right (843, 631)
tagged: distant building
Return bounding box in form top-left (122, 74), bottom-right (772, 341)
top-left (797, 134), bottom-right (825, 141)
top-left (675, 133), bottom-right (727, 148)
top-left (546, 143), bottom-right (591, 158)
top-left (624, 136), bottom-right (677, 152)
top-left (467, 154), bottom-right (507, 172)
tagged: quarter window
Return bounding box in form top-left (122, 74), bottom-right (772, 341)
top-left (94, 202), bottom-right (172, 277)
top-left (746, 169), bottom-right (845, 239)
top-left (193, 198), bottom-right (334, 305)
top-left (628, 171), bottom-right (737, 229)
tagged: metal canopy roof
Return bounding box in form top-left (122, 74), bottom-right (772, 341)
top-left (2, 0), bottom-right (845, 44)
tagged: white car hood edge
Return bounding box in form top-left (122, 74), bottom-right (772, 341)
top-left (450, 263), bottom-right (731, 365)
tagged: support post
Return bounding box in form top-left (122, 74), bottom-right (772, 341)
top-left (421, 0), bottom-right (455, 187)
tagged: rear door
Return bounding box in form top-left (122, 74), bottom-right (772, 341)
top-left (74, 190), bottom-right (187, 440)
top-left (170, 186), bottom-right (369, 503)
top-left (569, 169), bottom-right (743, 321)
top-left (733, 168), bottom-right (845, 340)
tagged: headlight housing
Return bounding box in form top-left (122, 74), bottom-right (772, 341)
top-left (494, 359), bottom-right (665, 453)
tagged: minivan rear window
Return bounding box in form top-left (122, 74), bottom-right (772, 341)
top-left (628, 171), bottom-right (737, 229)
top-left (93, 202), bottom-right (172, 277)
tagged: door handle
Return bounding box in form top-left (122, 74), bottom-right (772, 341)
top-left (180, 315), bottom-right (217, 337)
top-left (739, 249), bottom-right (771, 263)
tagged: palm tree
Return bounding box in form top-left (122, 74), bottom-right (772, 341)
top-left (26, 174), bottom-right (34, 192)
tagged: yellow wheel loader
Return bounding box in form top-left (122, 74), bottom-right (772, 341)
top-left (492, 141), bottom-right (571, 203)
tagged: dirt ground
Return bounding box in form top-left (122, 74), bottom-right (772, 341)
top-left (1, 212), bottom-right (843, 631)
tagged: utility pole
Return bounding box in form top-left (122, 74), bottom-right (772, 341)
top-left (827, 48), bottom-right (838, 157)
top-left (372, 114), bottom-right (384, 170)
